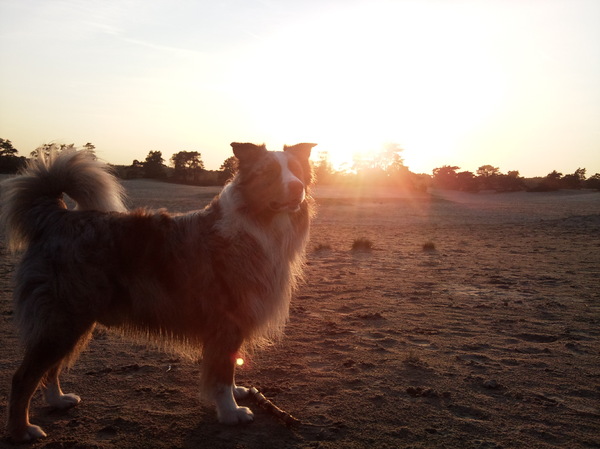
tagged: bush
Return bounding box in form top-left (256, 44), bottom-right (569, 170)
top-left (352, 238), bottom-right (374, 251)
top-left (314, 243), bottom-right (332, 252)
top-left (422, 241), bottom-right (436, 251)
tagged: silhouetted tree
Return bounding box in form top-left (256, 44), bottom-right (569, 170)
top-left (476, 165), bottom-right (500, 178)
top-left (547, 170), bottom-right (563, 180)
top-left (536, 170), bottom-right (563, 191)
top-left (219, 156), bottom-right (238, 183)
top-left (411, 173), bottom-right (432, 192)
top-left (351, 143), bottom-right (412, 187)
top-left (0, 138), bottom-right (18, 157)
top-left (496, 170), bottom-right (526, 192)
top-left (380, 143), bottom-right (405, 173)
top-left (561, 168), bottom-right (586, 189)
top-left (353, 144), bottom-right (405, 177)
top-left (143, 151), bottom-right (166, 178)
top-left (432, 165), bottom-right (460, 190)
top-left (382, 144), bottom-right (410, 186)
top-left (314, 151), bottom-right (334, 184)
top-left (170, 151), bottom-right (204, 181)
top-left (584, 173), bottom-right (600, 190)
top-left (125, 159), bottom-right (144, 179)
top-left (0, 138), bottom-right (26, 173)
top-left (456, 171), bottom-right (479, 192)
top-left (476, 165), bottom-right (501, 189)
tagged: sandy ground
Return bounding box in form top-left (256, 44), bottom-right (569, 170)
top-left (1, 179), bottom-right (599, 448)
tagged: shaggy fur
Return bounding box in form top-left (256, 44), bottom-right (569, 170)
top-left (1, 142), bottom-right (316, 442)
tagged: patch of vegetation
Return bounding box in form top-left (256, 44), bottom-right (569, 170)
top-left (351, 237), bottom-right (374, 251)
top-left (404, 350), bottom-right (421, 365)
top-left (314, 243), bottom-right (332, 252)
top-left (422, 241), bottom-right (436, 251)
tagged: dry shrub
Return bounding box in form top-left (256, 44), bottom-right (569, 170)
top-left (422, 241), bottom-right (436, 251)
top-left (314, 243), bottom-right (332, 252)
top-left (352, 237), bottom-right (374, 251)
top-left (404, 350), bottom-right (421, 365)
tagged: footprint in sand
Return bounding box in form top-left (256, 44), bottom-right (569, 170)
top-left (406, 337), bottom-right (437, 349)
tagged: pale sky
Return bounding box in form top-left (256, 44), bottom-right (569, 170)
top-left (1, 0), bottom-right (599, 177)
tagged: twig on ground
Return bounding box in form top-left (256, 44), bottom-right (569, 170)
top-left (248, 387), bottom-right (301, 427)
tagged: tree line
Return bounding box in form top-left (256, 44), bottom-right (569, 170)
top-left (427, 165), bottom-right (599, 192)
top-left (1, 138), bottom-right (599, 191)
top-left (314, 148), bottom-right (600, 192)
top-left (121, 150), bottom-right (237, 185)
top-left (0, 139), bottom-right (237, 186)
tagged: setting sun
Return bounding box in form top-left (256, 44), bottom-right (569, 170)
top-left (229, 2), bottom-right (508, 175)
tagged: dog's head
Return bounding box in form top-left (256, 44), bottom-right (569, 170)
top-left (230, 142), bottom-right (317, 215)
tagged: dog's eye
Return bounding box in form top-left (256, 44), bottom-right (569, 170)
top-left (259, 161), bottom-right (281, 183)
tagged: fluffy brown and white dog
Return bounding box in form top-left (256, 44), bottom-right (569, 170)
top-left (0, 142), bottom-right (316, 442)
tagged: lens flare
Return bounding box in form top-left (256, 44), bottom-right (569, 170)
top-left (236, 358), bottom-right (244, 367)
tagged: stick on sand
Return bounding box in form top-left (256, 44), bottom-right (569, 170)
top-left (248, 387), bottom-right (301, 427)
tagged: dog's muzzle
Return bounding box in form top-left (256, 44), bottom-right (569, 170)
top-left (269, 198), bottom-right (304, 213)
top-left (270, 181), bottom-right (305, 212)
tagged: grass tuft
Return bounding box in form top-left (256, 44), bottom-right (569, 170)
top-left (422, 241), bottom-right (436, 252)
top-left (314, 243), bottom-right (332, 252)
top-left (351, 237), bottom-right (374, 251)
top-left (404, 350), bottom-right (421, 365)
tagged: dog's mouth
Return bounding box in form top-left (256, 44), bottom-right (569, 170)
top-left (269, 199), bottom-right (303, 213)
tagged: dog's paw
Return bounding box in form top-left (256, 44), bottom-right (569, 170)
top-left (48, 393), bottom-right (81, 409)
top-left (218, 406), bottom-right (255, 425)
top-left (12, 424), bottom-right (47, 442)
top-left (233, 386), bottom-right (250, 400)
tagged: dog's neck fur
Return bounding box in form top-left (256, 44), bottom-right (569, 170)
top-left (206, 173), bottom-right (311, 344)
top-left (215, 177), bottom-right (312, 254)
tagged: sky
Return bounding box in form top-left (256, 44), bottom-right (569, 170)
top-left (0, 0), bottom-right (599, 177)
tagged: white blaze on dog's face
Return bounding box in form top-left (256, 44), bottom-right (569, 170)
top-left (231, 143), bottom-right (316, 215)
top-left (271, 152), bottom-right (305, 212)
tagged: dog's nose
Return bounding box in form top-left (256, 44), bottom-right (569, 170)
top-left (288, 181), bottom-right (304, 198)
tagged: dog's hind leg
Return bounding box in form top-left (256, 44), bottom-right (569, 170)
top-left (7, 323), bottom-right (93, 443)
top-left (42, 364), bottom-right (81, 409)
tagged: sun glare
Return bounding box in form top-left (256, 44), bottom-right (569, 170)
top-left (315, 145), bottom-right (361, 172)
top-left (227, 2), bottom-right (506, 175)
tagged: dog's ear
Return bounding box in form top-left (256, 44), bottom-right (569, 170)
top-left (283, 143), bottom-right (317, 160)
top-left (231, 143), bottom-right (267, 162)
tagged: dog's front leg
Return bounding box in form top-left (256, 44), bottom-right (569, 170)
top-left (201, 335), bottom-right (254, 425)
top-left (214, 382), bottom-right (254, 425)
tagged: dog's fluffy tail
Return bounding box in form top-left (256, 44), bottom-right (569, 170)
top-left (1, 148), bottom-right (126, 252)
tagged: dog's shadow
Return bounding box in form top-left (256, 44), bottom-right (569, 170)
top-left (184, 399), bottom-right (348, 449)
top-left (184, 404), bottom-right (301, 449)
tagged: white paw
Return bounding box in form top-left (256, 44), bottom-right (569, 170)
top-left (15, 424), bottom-right (47, 442)
top-left (218, 406), bottom-right (255, 425)
top-left (233, 386), bottom-right (250, 400)
top-left (48, 393), bottom-right (81, 409)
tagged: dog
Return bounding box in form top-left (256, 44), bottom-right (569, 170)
top-left (0, 142), bottom-right (316, 442)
